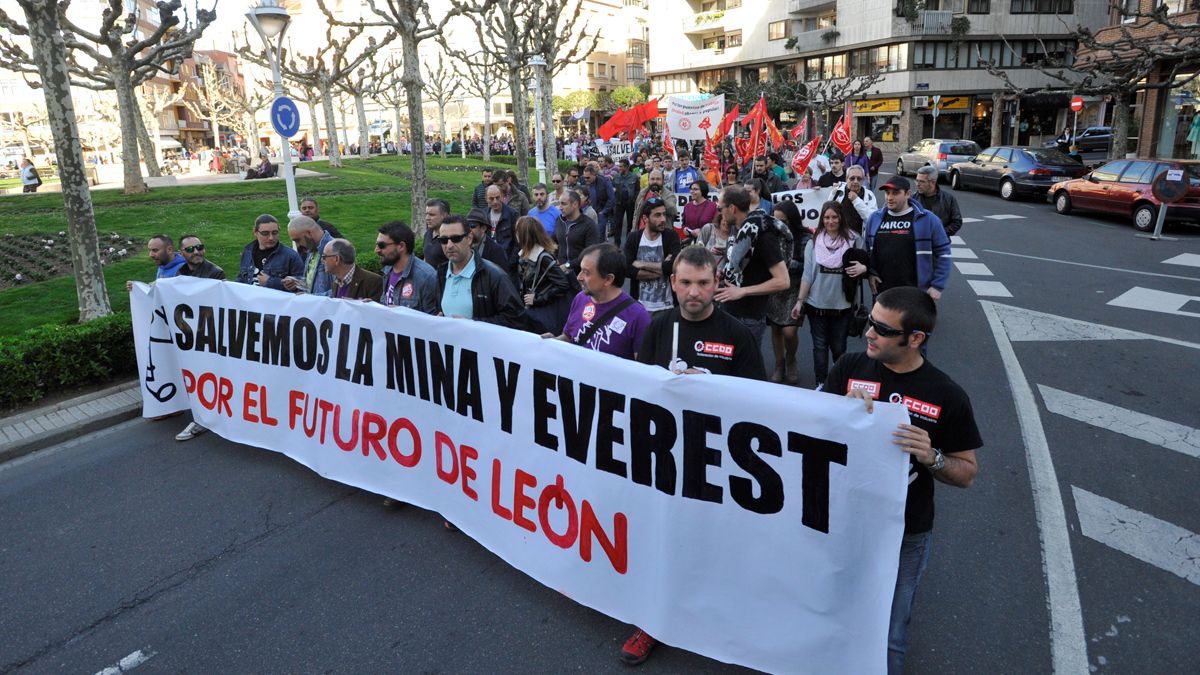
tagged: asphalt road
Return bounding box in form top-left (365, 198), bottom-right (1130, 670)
top-left (1, 185), bottom-right (1197, 674)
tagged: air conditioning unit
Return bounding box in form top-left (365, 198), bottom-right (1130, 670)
top-left (912, 96), bottom-right (929, 108)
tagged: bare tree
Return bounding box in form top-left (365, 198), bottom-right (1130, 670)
top-left (366, 54), bottom-right (407, 154)
top-left (423, 50), bottom-right (459, 159)
top-left (0, 0), bottom-right (215, 194)
top-left (227, 74), bottom-right (270, 152)
top-left (985, 1), bottom-right (1200, 159)
top-left (0, 102), bottom-right (52, 159)
top-left (335, 58), bottom-right (380, 159)
top-left (446, 48), bottom-right (501, 160)
top-left (139, 82), bottom-right (189, 162)
top-left (289, 77), bottom-right (324, 155)
top-left (77, 95), bottom-right (123, 156)
top-left (185, 60), bottom-right (238, 148)
top-left (0, 1), bottom-right (110, 319)
top-left (527, 0), bottom-right (599, 170)
top-left (709, 73), bottom-right (883, 137)
top-left (320, 0), bottom-right (488, 233)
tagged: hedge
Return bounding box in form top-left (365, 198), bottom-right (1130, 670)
top-left (0, 313), bottom-right (137, 410)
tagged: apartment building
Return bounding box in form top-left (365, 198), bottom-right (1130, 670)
top-left (648, 0), bottom-right (1110, 152)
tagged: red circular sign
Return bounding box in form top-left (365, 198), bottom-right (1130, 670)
top-left (1070, 96), bottom-right (1084, 112)
top-left (1151, 171), bottom-right (1188, 204)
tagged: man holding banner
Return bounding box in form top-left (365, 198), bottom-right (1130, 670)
top-left (824, 286), bottom-right (981, 675)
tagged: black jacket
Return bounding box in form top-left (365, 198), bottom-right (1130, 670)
top-left (623, 228), bottom-right (682, 302)
top-left (437, 250), bottom-right (528, 330)
top-left (917, 188), bottom-right (963, 236)
top-left (554, 213), bottom-right (601, 271)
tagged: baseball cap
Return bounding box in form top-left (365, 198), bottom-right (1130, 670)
top-left (880, 175), bottom-right (911, 192)
top-left (465, 208), bottom-right (490, 228)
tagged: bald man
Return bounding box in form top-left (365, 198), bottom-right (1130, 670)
top-left (286, 215), bottom-right (334, 295)
top-left (485, 183), bottom-right (519, 271)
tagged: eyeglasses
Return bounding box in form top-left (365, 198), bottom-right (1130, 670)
top-left (867, 316), bottom-right (910, 339)
top-left (375, 241), bottom-right (393, 249)
top-left (436, 233), bottom-right (470, 245)
top-left (256, 230), bottom-right (280, 237)
top-left (182, 244), bottom-right (205, 253)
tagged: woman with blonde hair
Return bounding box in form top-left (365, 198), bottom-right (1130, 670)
top-left (515, 216), bottom-right (572, 334)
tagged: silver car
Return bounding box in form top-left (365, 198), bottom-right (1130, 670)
top-left (896, 138), bottom-right (982, 180)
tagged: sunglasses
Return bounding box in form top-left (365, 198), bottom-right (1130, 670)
top-left (182, 244), bottom-right (205, 253)
top-left (436, 233), bottom-right (470, 245)
top-left (867, 316), bottom-right (911, 339)
top-left (375, 241), bottom-right (393, 249)
top-left (552, 179), bottom-right (562, 183)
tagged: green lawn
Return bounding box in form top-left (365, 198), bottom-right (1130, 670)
top-left (0, 155), bottom-right (559, 337)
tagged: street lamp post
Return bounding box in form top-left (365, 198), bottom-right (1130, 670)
top-left (246, 0), bottom-right (300, 219)
top-left (528, 55), bottom-right (547, 187)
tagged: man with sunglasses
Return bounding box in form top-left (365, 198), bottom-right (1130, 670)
top-left (377, 220), bottom-right (438, 314)
top-left (435, 216), bottom-right (526, 328)
top-left (177, 234), bottom-right (225, 280)
top-left (823, 286), bottom-right (981, 675)
top-left (236, 214), bottom-right (304, 290)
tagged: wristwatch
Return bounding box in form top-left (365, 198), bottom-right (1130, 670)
top-left (929, 448), bottom-right (945, 472)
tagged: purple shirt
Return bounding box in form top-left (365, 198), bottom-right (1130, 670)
top-left (562, 290), bottom-right (650, 360)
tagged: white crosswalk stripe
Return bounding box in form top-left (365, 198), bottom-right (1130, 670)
top-left (1072, 487), bottom-right (1200, 587)
top-left (984, 214), bottom-right (1026, 220)
top-left (1107, 287), bottom-right (1200, 318)
top-left (955, 262), bottom-right (992, 276)
top-left (950, 235), bottom-right (967, 245)
top-left (951, 247), bottom-right (978, 259)
top-left (1038, 386), bottom-right (1200, 460)
top-left (961, 217), bottom-right (984, 223)
top-left (966, 280), bottom-right (1012, 297)
top-left (1162, 253), bottom-right (1200, 268)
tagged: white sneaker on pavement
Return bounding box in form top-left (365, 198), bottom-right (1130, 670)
top-left (175, 421), bottom-right (207, 442)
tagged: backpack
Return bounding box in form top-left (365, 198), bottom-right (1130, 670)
top-left (31, 167), bottom-right (42, 186)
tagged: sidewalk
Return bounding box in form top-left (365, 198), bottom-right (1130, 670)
top-left (0, 381), bottom-right (142, 464)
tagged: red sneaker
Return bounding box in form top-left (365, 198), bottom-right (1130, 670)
top-left (620, 628), bottom-right (657, 666)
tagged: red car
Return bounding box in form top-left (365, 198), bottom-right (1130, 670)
top-left (1050, 159), bottom-right (1200, 232)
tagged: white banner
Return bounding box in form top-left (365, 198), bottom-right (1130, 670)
top-left (595, 139), bottom-right (633, 160)
top-left (130, 277), bottom-right (908, 674)
top-left (665, 95), bottom-right (725, 141)
top-left (672, 185), bottom-right (844, 232)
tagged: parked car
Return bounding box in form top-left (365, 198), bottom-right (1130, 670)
top-left (1049, 158), bottom-right (1200, 232)
top-left (948, 146), bottom-right (1089, 200)
top-left (895, 138), bottom-right (982, 179)
top-left (1044, 126), bottom-right (1114, 153)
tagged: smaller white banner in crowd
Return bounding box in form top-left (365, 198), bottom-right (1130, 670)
top-left (130, 277), bottom-right (908, 674)
top-left (595, 139), bottom-right (634, 160)
top-left (672, 184), bottom-right (844, 232)
top-left (665, 95), bottom-right (725, 141)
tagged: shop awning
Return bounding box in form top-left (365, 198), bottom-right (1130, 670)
top-left (158, 137), bottom-right (182, 149)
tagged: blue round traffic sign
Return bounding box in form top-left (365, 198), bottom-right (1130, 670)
top-left (270, 96), bottom-right (301, 138)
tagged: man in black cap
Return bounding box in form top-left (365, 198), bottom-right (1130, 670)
top-left (862, 175), bottom-right (952, 302)
top-left (464, 209), bottom-right (513, 275)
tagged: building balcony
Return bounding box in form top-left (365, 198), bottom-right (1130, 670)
top-left (682, 10), bottom-right (729, 34)
top-left (177, 120), bottom-right (210, 131)
top-left (789, 27), bottom-right (840, 54)
top-left (788, 0), bottom-right (836, 13)
top-left (894, 10), bottom-right (955, 36)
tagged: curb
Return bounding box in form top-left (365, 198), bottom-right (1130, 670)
top-left (0, 381), bottom-right (142, 465)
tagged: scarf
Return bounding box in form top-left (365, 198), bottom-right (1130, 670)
top-left (721, 209), bottom-right (793, 288)
top-left (814, 230), bottom-right (852, 269)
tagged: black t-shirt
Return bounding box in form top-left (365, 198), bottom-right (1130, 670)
top-left (723, 227), bottom-right (784, 320)
top-left (253, 244), bottom-right (275, 271)
top-left (870, 209), bottom-right (918, 291)
top-left (638, 307), bottom-right (766, 380)
top-left (818, 171), bottom-right (846, 188)
top-left (824, 352), bottom-right (982, 534)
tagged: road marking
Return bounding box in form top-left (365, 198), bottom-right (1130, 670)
top-left (95, 649), bottom-right (155, 675)
top-left (981, 302), bottom-right (1089, 674)
top-left (1072, 487), bottom-right (1200, 587)
top-left (1107, 287), bottom-right (1200, 318)
top-left (950, 235), bottom-right (967, 245)
top-left (952, 247), bottom-right (978, 259)
top-left (962, 217), bottom-right (984, 223)
top-left (955, 262), bottom-right (993, 276)
top-left (967, 280), bottom-right (1012, 296)
top-left (1039, 386), bottom-right (1200, 460)
top-left (983, 250), bottom-right (1200, 282)
top-left (983, 301), bottom-right (1200, 349)
top-left (1162, 253), bottom-right (1200, 268)
top-left (984, 214), bottom-right (1026, 220)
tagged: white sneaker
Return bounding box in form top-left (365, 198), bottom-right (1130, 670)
top-left (175, 421), bottom-right (207, 441)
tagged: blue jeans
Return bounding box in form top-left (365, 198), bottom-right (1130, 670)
top-left (807, 309), bottom-right (851, 386)
top-left (889, 531), bottom-right (932, 675)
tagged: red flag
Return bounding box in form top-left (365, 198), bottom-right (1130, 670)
top-left (791, 135), bottom-right (823, 176)
top-left (790, 118), bottom-right (808, 141)
top-left (734, 137), bottom-right (752, 165)
top-left (713, 104), bottom-right (740, 144)
top-left (831, 113), bottom-right (853, 155)
top-left (704, 130), bottom-right (719, 171)
top-left (632, 99), bottom-right (659, 126)
top-left (662, 118), bottom-right (676, 160)
top-left (741, 95), bottom-right (766, 127)
top-left (597, 107), bottom-right (629, 142)
top-left (764, 115), bottom-right (784, 151)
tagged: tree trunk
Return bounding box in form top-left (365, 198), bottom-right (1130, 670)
top-left (243, 112), bottom-right (255, 151)
top-left (437, 104), bottom-right (448, 159)
top-left (19, 0), bottom-right (111, 321)
top-left (482, 92), bottom-right (492, 161)
top-left (355, 92), bottom-right (370, 159)
top-left (393, 104), bottom-right (403, 154)
top-left (507, 64), bottom-right (530, 187)
top-left (111, 66), bottom-right (148, 194)
top-left (991, 92), bottom-right (1003, 148)
top-left (539, 68), bottom-right (555, 174)
top-left (401, 31), bottom-right (428, 236)
top-left (319, 76), bottom-right (342, 168)
top-left (306, 95), bottom-right (321, 155)
top-left (133, 90), bottom-right (162, 177)
top-left (1110, 91), bottom-right (1129, 160)
top-left (339, 97), bottom-right (350, 149)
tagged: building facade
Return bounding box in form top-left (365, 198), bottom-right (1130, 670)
top-left (648, 0), bottom-right (1111, 154)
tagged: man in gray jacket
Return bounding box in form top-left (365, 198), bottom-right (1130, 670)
top-left (915, 165), bottom-right (963, 236)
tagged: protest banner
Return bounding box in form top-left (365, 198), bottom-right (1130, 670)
top-left (130, 277), bottom-right (908, 674)
top-left (665, 95), bottom-right (724, 142)
top-left (672, 185), bottom-right (842, 233)
top-left (595, 139), bottom-right (633, 160)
